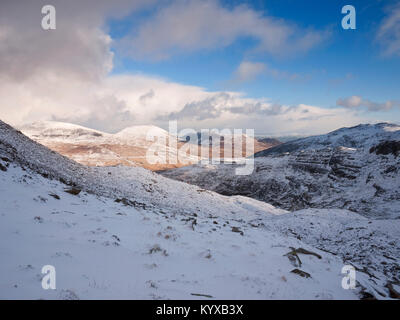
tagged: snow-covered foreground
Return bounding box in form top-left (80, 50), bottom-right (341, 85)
top-left (0, 165), bottom-right (358, 300)
top-left (263, 209), bottom-right (400, 299)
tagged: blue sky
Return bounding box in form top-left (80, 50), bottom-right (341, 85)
top-left (1, 0), bottom-right (400, 134)
top-left (107, 0), bottom-right (400, 119)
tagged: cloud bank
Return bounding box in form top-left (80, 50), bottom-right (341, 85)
top-left (119, 0), bottom-right (329, 61)
top-left (0, 0), bottom-right (367, 135)
top-left (337, 96), bottom-right (400, 112)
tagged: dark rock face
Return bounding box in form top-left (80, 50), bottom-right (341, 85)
top-left (291, 269), bottom-right (311, 278)
top-left (370, 141), bottom-right (400, 156)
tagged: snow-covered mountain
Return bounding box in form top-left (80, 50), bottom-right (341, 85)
top-left (256, 123), bottom-right (400, 156)
top-left (1, 119), bottom-right (399, 299)
top-left (19, 121), bottom-right (199, 170)
top-left (162, 122), bottom-right (400, 218)
top-left (20, 120), bottom-right (108, 142)
top-left (20, 121), bottom-right (273, 171)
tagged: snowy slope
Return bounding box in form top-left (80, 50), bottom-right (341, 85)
top-left (0, 164), bottom-right (367, 300)
top-left (115, 125), bottom-right (170, 140)
top-left (1, 119), bottom-right (392, 299)
top-left (19, 120), bottom-right (109, 143)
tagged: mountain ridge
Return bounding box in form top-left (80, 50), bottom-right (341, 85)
top-left (255, 122), bottom-right (400, 157)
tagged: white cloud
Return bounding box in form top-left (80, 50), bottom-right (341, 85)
top-left (232, 60), bottom-right (308, 84)
top-left (263, 65), bottom-right (304, 81)
top-left (0, 71), bottom-right (215, 132)
top-left (337, 96), bottom-right (400, 112)
top-left (156, 92), bottom-right (364, 135)
top-left (0, 0), bottom-right (152, 82)
top-left (119, 0), bottom-right (329, 61)
top-left (234, 61), bottom-right (266, 82)
top-left (0, 0), bottom-right (151, 131)
top-left (376, 2), bottom-right (400, 56)
top-left (0, 64), bottom-right (364, 135)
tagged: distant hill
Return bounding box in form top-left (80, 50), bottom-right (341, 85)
top-left (20, 121), bottom-right (276, 170)
top-left (19, 121), bottom-right (199, 170)
top-left (255, 137), bottom-right (282, 147)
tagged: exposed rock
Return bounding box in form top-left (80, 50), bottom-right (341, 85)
top-left (290, 269), bottom-right (311, 278)
top-left (370, 140), bottom-right (400, 156)
top-left (290, 247), bottom-right (322, 259)
top-left (115, 197), bottom-right (146, 209)
top-left (386, 282), bottom-right (400, 299)
top-left (231, 226), bottom-right (244, 236)
top-left (64, 187), bottom-right (81, 195)
top-left (285, 249), bottom-right (302, 267)
top-left (191, 293), bottom-right (213, 298)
